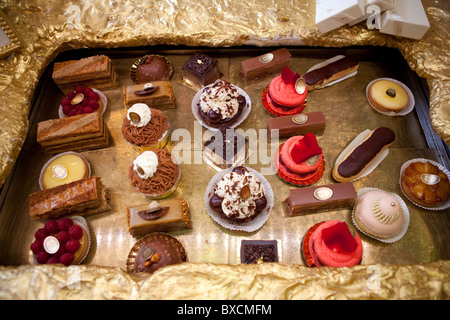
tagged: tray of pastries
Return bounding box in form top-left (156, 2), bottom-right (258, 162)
top-left (0, 46), bottom-right (449, 272)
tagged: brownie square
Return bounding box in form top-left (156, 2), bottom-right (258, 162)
top-left (240, 240), bottom-right (278, 264)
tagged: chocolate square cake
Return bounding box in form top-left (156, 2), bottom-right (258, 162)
top-left (203, 125), bottom-right (248, 171)
top-left (240, 240), bottom-right (278, 264)
top-left (181, 53), bottom-right (220, 90)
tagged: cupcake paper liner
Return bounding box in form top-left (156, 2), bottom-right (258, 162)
top-left (191, 82), bottom-right (252, 131)
top-left (352, 187), bottom-right (410, 243)
top-left (204, 166), bottom-right (274, 233)
top-left (399, 158), bottom-right (450, 211)
top-left (59, 88), bottom-right (107, 119)
top-left (334, 129), bottom-right (390, 182)
top-left (71, 215), bottom-right (92, 264)
top-left (365, 77), bottom-right (415, 117)
top-left (38, 151), bottom-right (91, 190)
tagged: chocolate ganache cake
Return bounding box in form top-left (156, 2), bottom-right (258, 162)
top-left (209, 166), bottom-right (267, 223)
top-left (181, 53), bottom-right (221, 90)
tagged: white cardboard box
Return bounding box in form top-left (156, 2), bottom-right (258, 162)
top-left (315, 0), bottom-right (365, 34)
top-left (348, 0), bottom-right (394, 26)
top-left (379, 0), bottom-right (430, 39)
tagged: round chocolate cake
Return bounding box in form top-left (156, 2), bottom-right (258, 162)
top-left (198, 79), bottom-right (247, 128)
top-left (127, 233), bottom-right (187, 274)
top-left (209, 166), bottom-right (267, 223)
top-left (134, 55), bottom-right (173, 83)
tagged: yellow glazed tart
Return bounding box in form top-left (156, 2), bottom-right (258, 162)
top-left (39, 152), bottom-right (90, 189)
top-left (368, 79), bottom-right (409, 113)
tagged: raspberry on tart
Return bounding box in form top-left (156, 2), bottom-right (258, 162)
top-left (60, 85), bottom-right (103, 117)
top-left (30, 216), bottom-right (90, 266)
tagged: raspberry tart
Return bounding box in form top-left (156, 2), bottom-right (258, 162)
top-left (59, 85), bottom-right (106, 118)
top-left (30, 216), bottom-right (90, 266)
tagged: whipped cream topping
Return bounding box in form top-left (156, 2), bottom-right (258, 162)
top-left (133, 151), bottom-right (158, 179)
top-left (200, 79), bottom-right (242, 120)
top-left (214, 169), bottom-right (265, 219)
top-left (127, 103), bottom-right (151, 127)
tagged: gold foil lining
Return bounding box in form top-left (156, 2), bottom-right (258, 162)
top-left (0, 261), bottom-right (449, 299)
top-left (0, 0), bottom-right (449, 299)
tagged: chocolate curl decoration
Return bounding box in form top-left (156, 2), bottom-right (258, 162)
top-left (321, 222), bottom-right (358, 253)
top-left (290, 133), bottom-right (322, 163)
top-left (281, 66), bottom-right (301, 84)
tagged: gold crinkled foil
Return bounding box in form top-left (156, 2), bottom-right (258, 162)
top-left (0, 0), bottom-right (449, 300)
top-left (0, 261), bottom-right (449, 300)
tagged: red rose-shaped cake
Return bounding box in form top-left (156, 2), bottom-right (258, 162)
top-left (273, 133), bottom-right (325, 186)
top-left (261, 66), bottom-right (307, 117)
top-left (302, 220), bottom-right (363, 268)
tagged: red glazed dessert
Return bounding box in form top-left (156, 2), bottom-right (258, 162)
top-left (60, 85), bottom-right (103, 117)
top-left (30, 216), bottom-right (90, 266)
top-left (273, 133), bottom-right (325, 186)
top-left (302, 220), bottom-right (363, 268)
top-left (261, 66), bottom-right (307, 117)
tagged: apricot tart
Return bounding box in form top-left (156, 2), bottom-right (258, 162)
top-left (30, 216), bottom-right (90, 266)
top-left (400, 159), bottom-right (450, 209)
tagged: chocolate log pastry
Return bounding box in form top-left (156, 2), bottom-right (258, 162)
top-left (302, 56), bottom-right (359, 91)
top-left (332, 127), bottom-right (395, 182)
